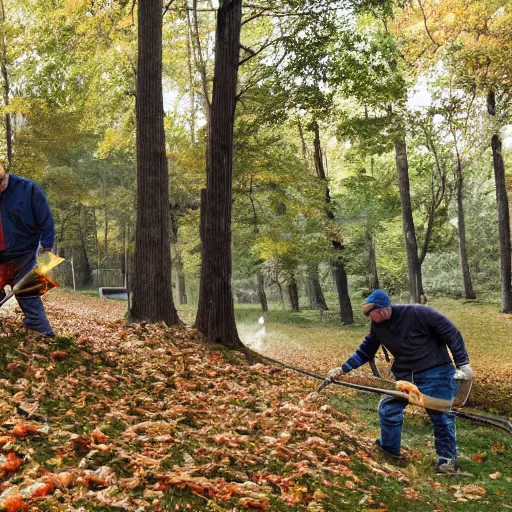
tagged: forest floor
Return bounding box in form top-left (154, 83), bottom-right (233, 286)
top-left (0, 290), bottom-right (510, 511)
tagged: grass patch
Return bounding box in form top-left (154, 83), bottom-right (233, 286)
top-left (327, 390), bottom-right (512, 510)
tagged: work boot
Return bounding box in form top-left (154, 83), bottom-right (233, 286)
top-left (436, 459), bottom-right (473, 477)
top-left (24, 327), bottom-right (55, 341)
top-left (375, 439), bottom-right (405, 461)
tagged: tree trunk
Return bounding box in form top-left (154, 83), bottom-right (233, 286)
top-left (287, 275), bottom-right (299, 312)
top-left (257, 273), bottom-right (268, 312)
top-left (453, 148), bottom-right (476, 299)
top-left (311, 120), bottom-right (353, 322)
top-left (169, 204), bottom-right (188, 305)
top-left (176, 256), bottom-right (188, 305)
top-left (488, 91), bottom-right (512, 312)
top-left (185, 11), bottom-right (196, 142)
top-left (195, 0), bottom-right (244, 349)
top-left (0, 0), bottom-right (12, 167)
top-left (190, 0), bottom-right (210, 118)
top-left (368, 233), bottom-right (379, 290)
top-left (394, 138), bottom-right (421, 303)
top-left (332, 257), bottom-right (353, 324)
top-left (77, 211), bottom-right (91, 287)
top-left (307, 263), bottom-right (328, 310)
top-left (131, 0), bottom-right (179, 325)
top-left (104, 203), bottom-right (108, 264)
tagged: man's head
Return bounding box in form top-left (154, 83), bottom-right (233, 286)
top-left (363, 289), bottom-right (392, 323)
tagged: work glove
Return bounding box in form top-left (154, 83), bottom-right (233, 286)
top-left (454, 364), bottom-right (473, 381)
top-left (327, 367), bottom-right (345, 380)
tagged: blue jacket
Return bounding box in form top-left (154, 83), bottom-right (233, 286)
top-left (0, 174), bottom-right (54, 263)
top-left (342, 305), bottom-right (470, 374)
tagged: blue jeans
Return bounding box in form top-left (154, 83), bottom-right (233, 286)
top-left (378, 363), bottom-right (458, 464)
top-left (12, 251), bottom-right (54, 336)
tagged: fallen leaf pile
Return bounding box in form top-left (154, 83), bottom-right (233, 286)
top-left (0, 291), bottom-right (508, 510)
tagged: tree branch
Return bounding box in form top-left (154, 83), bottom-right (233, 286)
top-left (417, 0), bottom-right (440, 49)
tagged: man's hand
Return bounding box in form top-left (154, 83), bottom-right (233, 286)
top-left (454, 364), bottom-right (473, 381)
top-left (39, 247), bottom-right (52, 254)
top-left (327, 367), bottom-right (345, 380)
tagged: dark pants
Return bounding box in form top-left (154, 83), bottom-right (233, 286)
top-left (379, 363), bottom-right (458, 464)
top-left (1, 251), bottom-right (53, 336)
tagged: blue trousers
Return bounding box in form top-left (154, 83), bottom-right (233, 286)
top-left (378, 363), bottom-right (458, 464)
top-left (8, 251), bottom-right (54, 336)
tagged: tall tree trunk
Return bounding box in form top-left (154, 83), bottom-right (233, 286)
top-left (169, 204), bottom-right (188, 305)
top-left (195, 0), bottom-right (244, 349)
top-left (307, 263), bottom-right (328, 310)
top-left (0, 0), bottom-right (12, 167)
top-left (297, 118), bottom-right (308, 161)
top-left (332, 257), bottom-right (353, 324)
top-left (368, 155), bottom-right (380, 290)
top-left (104, 203), bottom-right (109, 264)
top-left (287, 275), bottom-right (299, 312)
top-left (368, 233), bottom-right (380, 290)
top-left (394, 137), bottom-right (421, 303)
top-left (488, 91), bottom-right (512, 312)
top-left (131, 0), bottom-right (179, 325)
top-left (190, 0), bottom-right (210, 118)
top-left (185, 12), bottom-right (196, 142)
top-left (175, 256), bottom-right (188, 305)
top-left (257, 273), bottom-right (268, 312)
top-left (311, 120), bottom-right (353, 322)
top-left (453, 145), bottom-right (476, 299)
top-left (77, 207), bottom-right (91, 287)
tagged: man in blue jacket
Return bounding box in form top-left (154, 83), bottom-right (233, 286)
top-left (328, 289), bottom-right (473, 474)
top-left (0, 162), bottom-right (55, 337)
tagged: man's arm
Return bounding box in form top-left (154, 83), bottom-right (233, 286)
top-left (32, 183), bottom-right (54, 250)
top-left (329, 332), bottom-right (381, 380)
top-left (340, 331), bottom-right (381, 373)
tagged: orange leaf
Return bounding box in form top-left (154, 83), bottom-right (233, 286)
top-left (91, 428), bottom-right (108, 444)
top-left (2, 452), bottom-right (23, 472)
top-left (4, 492), bottom-right (28, 512)
top-left (12, 424), bottom-right (38, 438)
top-left (50, 350), bottom-right (69, 361)
top-left (491, 442), bottom-right (505, 454)
top-left (238, 497), bottom-right (269, 510)
top-left (471, 453), bottom-right (486, 463)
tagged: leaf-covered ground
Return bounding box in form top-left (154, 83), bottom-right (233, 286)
top-left (0, 291), bottom-right (510, 511)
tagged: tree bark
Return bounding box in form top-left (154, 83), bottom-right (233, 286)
top-left (190, 0), bottom-right (210, 118)
top-left (367, 233), bottom-right (380, 290)
top-left (195, 0), bottom-right (244, 349)
top-left (394, 137), bottom-right (421, 303)
top-left (307, 263), bottom-right (328, 310)
top-left (77, 207), bottom-right (92, 287)
top-left (332, 256), bottom-right (353, 324)
top-left (488, 91), bottom-right (512, 312)
top-left (131, 0), bottom-right (179, 325)
top-left (185, 11), bottom-right (196, 142)
top-left (287, 275), bottom-right (299, 312)
top-left (176, 256), bottom-right (188, 305)
top-left (257, 273), bottom-right (268, 312)
top-left (0, 0), bottom-right (12, 167)
top-left (453, 144), bottom-right (476, 299)
top-left (311, 121), bottom-right (353, 322)
top-left (169, 204), bottom-right (188, 305)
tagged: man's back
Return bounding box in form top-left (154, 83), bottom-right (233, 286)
top-left (372, 305), bottom-right (454, 373)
